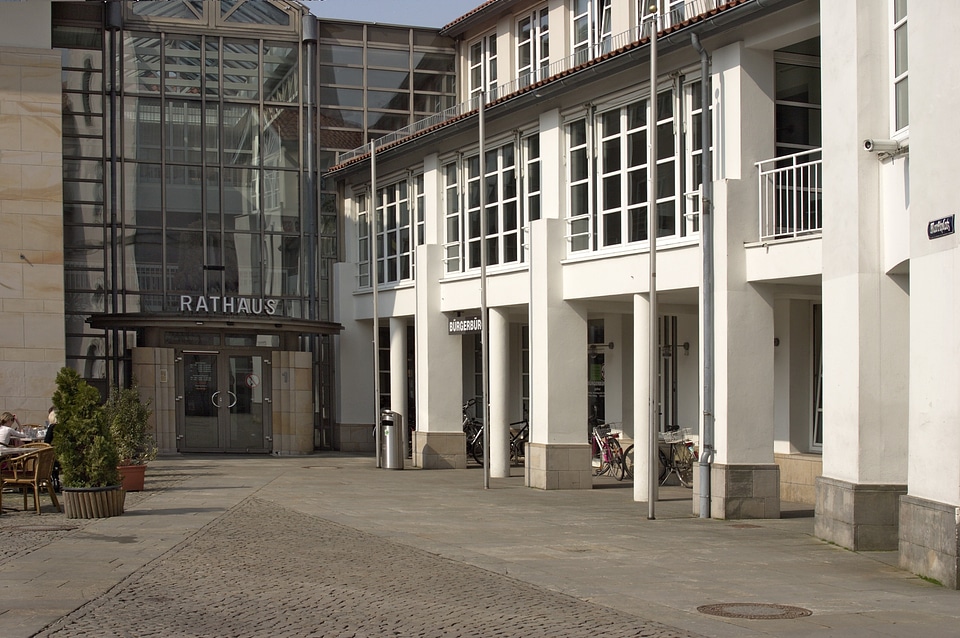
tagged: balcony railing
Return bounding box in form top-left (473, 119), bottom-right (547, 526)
top-left (335, 0), bottom-right (723, 165)
top-left (757, 149), bottom-right (823, 242)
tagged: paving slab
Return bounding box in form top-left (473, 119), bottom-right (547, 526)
top-left (0, 454), bottom-right (956, 637)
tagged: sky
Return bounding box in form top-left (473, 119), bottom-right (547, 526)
top-left (303, 0), bottom-right (485, 28)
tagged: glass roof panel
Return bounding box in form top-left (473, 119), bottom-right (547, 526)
top-left (221, 0), bottom-right (291, 26)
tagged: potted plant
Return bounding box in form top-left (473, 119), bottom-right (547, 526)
top-left (51, 367), bottom-right (124, 518)
top-left (104, 382), bottom-right (156, 492)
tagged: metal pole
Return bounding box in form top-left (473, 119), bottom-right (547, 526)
top-left (647, 4), bottom-right (660, 520)
top-left (371, 142), bottom-right (381, 468)
top-left (479, 93), bottom-right (490, 489)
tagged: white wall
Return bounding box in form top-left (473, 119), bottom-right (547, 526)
top-left (906, 0), bottom-right (960, 506)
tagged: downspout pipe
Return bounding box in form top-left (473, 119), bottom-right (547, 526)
top-left (691, 31), bottom-right (715, 519)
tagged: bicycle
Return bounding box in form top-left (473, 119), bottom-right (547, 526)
top-left (462, 399), bottom-right (483, 463)
top-left (658, 426), bottom-right (697, 487)
top-left (469, 415), bottom-right (529, 466)
top-left (508, 418), bottom-right (528, 465)
top-left (592, 423), bottom-right (627, 480)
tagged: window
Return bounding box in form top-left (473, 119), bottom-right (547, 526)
top-left (523, 134), bottom-right (541, 225)
top-left (573, 0), bottom-right (611, 65)
top-left (567, 118), bottom-right (592, 251)
top-left (683, 81), bottom-right (705, 235)
top-left (598, 99), bottom-right (649, 247)
top-left (892, 0), bottom-right (908, 133)
top-left (568, 80), bottom-right (705, 254)
top-left (466, 143), bottom-right (519, 268)
top-left (775, 39), bottom-right (822, 157)
top-left (518, 7), bottom-right (549, 86)
top-left (443, 142), bottom-right (530, 274)
top-left (469, 33), bottom-right (497, 98)
top-left (376, 179), bottom-right (412, 283)
top-left (357, 175), bottom-right (425, 287)
top-left (443, 162), bottom-right (461, 273)
top-left (812, 303), bottom-right (823, 449)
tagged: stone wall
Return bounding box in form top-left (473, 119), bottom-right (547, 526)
top-left (0, 46), bottom-right (64, 423)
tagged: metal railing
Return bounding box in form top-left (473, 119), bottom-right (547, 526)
top-left (756, 149), bottom-right (823, 242)
top-left (335, 0), bottom-right (723, 165)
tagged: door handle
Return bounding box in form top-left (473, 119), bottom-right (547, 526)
top-left (211, 391), bottom-right (221, 407)
top-left (227, 391), bottom-right (237, 408)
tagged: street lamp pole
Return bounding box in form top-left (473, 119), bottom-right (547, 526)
top-left (647, 3), bottom-right (660, 520)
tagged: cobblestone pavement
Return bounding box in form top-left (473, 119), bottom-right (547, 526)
top-left (0, 465), bottom-right (190, 564)
top-left (33, 496), bottom-right (700, 638)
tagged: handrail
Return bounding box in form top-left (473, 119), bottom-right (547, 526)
top-left (756, 148), bottom-right (823, 242)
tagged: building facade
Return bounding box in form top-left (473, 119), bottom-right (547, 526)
top-left (328, 0), bottom-right (960, 588)
top-left (0, 1), bottom-right (454, 453)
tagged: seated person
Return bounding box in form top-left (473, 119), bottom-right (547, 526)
top-left (43, 407), bottom-right (56, 444)
top-left (0, 411), bottom-right (26, 446)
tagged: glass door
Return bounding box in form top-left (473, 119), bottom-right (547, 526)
top-left (226, 353), bottom-right (270, 452)
top-left (182, 352), bottom-right (220, 450)
top-left (178, 350), bottom-right (272, 453)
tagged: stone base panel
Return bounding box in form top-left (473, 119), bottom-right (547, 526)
top-left (775, 452), bottom-right (821, 505)
top-left (339, 423), bottom-right (375, 454)
top-left (710, 463), bottom-right (781, 519)
top-left (814, 476), bottom-right (906, 551)
top-left (526, 443), bottom-right (592, 490)
top-left (899, 494), bottom-right (960, 589)
top-left (413, 431), bottom-right (467, 469)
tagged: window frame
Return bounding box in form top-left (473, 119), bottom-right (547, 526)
top-left (572, 0), bottom-right (612, 65)
top-left (567, 78), bottom-right (705, 255)
top-left (469, 32), bottom-right (498, 99)
top-left (517, 7), bottom-right (550, 87)
top-left (891, 0), bottom-right (908, 136)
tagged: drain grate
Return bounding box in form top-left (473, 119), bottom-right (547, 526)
top-left (697, 603), bottom-right (812, 620)
top-left (11, 525), bottom-right (78, 532)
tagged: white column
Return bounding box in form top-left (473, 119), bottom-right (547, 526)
top-left (489, 307), bottom-right (510, 477)
top-left (632, 294), bottom-right (652, 502)
top-left (389, 317), bottom-right (408, 453)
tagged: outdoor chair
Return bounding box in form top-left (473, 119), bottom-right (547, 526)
top-left (0, 447), bottom-right (62, 514)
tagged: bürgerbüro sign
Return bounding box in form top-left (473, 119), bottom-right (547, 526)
top-left (448, 316), bottom-right (482, 335)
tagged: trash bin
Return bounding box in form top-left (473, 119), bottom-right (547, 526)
top-left (380, 409), bottom-right (404, 470)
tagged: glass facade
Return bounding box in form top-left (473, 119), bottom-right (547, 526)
top-left (55, 2), bottom-right (313, 390)
top-left (51, 2), bottom-right (454, 450)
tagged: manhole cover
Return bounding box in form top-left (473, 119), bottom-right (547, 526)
top-left (12, 525), bottom-right (78, 532)
top-left (697, 603), bottom-right (812, 620)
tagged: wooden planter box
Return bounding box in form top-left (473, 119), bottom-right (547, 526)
top-left (63, 485), bottom-right (125, 519)
top-left (118, 464), bottom-right (146, 492)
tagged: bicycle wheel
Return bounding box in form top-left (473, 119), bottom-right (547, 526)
top-left (470, 431), bottom-right (484, 465)
top-left (510, 439), bottom-right (524, 465)
top-left (657, 447), bottom-right (669, 483)
top-left (623, 445), bottom-right (634, 479)
top-left (675, 442), bottom-right (694, 487)
top-left (607, 439), bottom-right (626, 481)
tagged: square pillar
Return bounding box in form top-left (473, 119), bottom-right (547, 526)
top-left (526, 218), bottom-right (590, 489)
top-left (414, 244), bottom-right (466, 468)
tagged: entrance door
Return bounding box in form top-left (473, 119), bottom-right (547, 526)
top-left (178, 350), bottom-right (272, 453)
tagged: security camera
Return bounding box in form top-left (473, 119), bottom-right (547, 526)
top-left (863, 139), bottom-right (901, 153)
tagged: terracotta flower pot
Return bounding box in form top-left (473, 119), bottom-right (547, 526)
top-left (118, 463), bottom-right (146, 492)
top-left (62, 485), bottom-right (125, 519)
